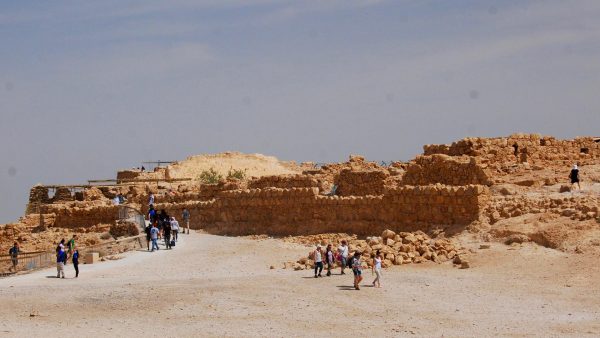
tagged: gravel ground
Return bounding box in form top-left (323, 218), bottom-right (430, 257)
top-left (0, 233), bottom-right (598, 337)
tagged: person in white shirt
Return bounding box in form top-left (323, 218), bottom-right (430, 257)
top-left (337, 240), bottom-right (349, 275)
top-left (371, 250), bottom-right (383, 288)
top-left (313, 245), bottom-right (323, 278)
top-left (148, 193), bottom-right (155, 206)
top-left (170, 217), bottom-right (180, 242)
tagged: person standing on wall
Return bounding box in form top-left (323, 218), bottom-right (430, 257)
top-left (337, 240), bottom-right (349, 275)
top-left (9, 242), bottom-right (19, 272)
top-left (182, 208), bottom-right (190, 235)
top-left (148, 193), bottom-right (155, 206)
top-left (569, 164), bottom-right (581, 191)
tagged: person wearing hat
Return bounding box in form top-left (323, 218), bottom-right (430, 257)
top-left (569, 164), bottom-right (581, 191)
top-left (313, 245), bottom-right (323, 278)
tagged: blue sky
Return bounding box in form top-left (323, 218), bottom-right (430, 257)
top-left (1, 0), bottom-right (599, 222)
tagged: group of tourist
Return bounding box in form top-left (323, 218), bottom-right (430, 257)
top-left (312, 240), bottom-right (383, 290)
top-left (145, 204), bottom-right (191, 252)
top-left (55, 235), bottom-right (79, 279)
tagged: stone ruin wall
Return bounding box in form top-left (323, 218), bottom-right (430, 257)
top-left (20, 134), bottom-right (598, 237)
top-left (335, 168), bottom-right (389, 196)
top-left (156, 185), bottom-right (489, 236)
top-left (247, 174), bottom-right (321, 190)
top-left (402, 154), bottom-right (493, 186)
top-left (424, 134), bottom-right (600, 167)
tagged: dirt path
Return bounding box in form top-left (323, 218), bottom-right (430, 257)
top-left (0, 233), bottom-right (598, 337)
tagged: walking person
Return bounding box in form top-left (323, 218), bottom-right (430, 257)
top-left (569, 164), bottom-right (581, 191)
top-left (182, 208), bottom-right (190, 234)
top-left (145, 223), bottom-right (152, 251)
top-left (148, 193), bottom-right (155, 206)
top-left (371, 250), bottom-right (382, 288)
top-left (148, 205), bottom-right (157, 223)
top-left (325, 244), bottom-right (335, 276)
top-left (337, 240), bottom-right (349, 275)
top-left (9, 242), bottom-right (19, 272)
top-left (313, 245), bottom-right (323, 278)
top-left (164, 217), bottom-right (172, 250)
top-left (56, 248), bottom-right (66, 278)
top-left (170, 217), bottom-right (179, 242)
top-left (352, 251), bottom-right (363, 290)
top-left (150, 223), bottom-right (160, 251)
top-left (72, 247), bottom-right (80, 278)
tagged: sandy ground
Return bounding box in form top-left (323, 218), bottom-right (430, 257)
top-left (0, 233), bottom-right (599, 337)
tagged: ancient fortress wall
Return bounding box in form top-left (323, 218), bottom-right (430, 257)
top-left (156, 185), bottom-right (489, 236)
top-left (335, 168), bottom-right (389, 196)
top-left (424, 134), bottom-right (600, 166)
top-left (402, 154), bottom-right (493, 186)
top-left (44, 203), bottom-right (120, 228)
top-left (247, 174), bottom-right (320, 190)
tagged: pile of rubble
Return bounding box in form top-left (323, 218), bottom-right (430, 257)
top-left (285, 229), bottom-right (470, 271)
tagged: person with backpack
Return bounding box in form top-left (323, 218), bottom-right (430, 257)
top-left (351, 251), bottom-right (363, 290)
top-left (324, 244), bottom-right (335, 277)
top-left (337, 240), bottom-right (349, 275)
top-left (371, 250), bottom-right (383, 288)
top-left (569, 164), bottom-right (581, 190)
top-left (9, 242), bottom-right (19, 272)
top-left (72, 248), bottom-right (80, 278)
top-left (56, 248), bottom-right (66, 278)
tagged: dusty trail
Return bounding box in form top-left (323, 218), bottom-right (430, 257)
top-left (0, 233), bottom-right (598, 337)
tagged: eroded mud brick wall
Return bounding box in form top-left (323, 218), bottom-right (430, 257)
top-left (424, 134), bottom-right (600, 166)
top-left (157, 185), bottom-right (489, 236)
top-left (402, 154), bottom-right (493, 186)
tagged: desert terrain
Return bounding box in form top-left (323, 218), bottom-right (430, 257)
top-left (0, 233), bottom-right (599, 337)
top-left (1, 134), bottom-right (599, 337)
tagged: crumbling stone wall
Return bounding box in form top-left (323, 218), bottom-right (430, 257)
top-left (156, 184), bottom-right (489, 236)
top-left (335, 168), bottom-right (389, 196)
top-left (248, 174), bottom-right (320, 189)
top-left (25, 185), bottom-right (50, 214)
top-left (51, 187), bottom-right (74, 203)
top-left (402, 154), bottom-right (493, 186)
top-left (47, 203), bottom-right (120, 228)
top-left (424, 134), bottom-right (600, 166)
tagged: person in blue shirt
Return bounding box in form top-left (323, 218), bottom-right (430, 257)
top-left (72, 248), bottom-right (80, 278)
top-left (56, 249), bottom-right (66, 279)
top-left (9, 242), bottom-right (19, 272)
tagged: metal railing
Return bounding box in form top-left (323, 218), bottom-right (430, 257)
top-left (0, 234), bottom-right (146, 277)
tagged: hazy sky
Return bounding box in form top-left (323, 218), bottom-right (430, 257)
top-left (1, 0), bottom-right (599, 223)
